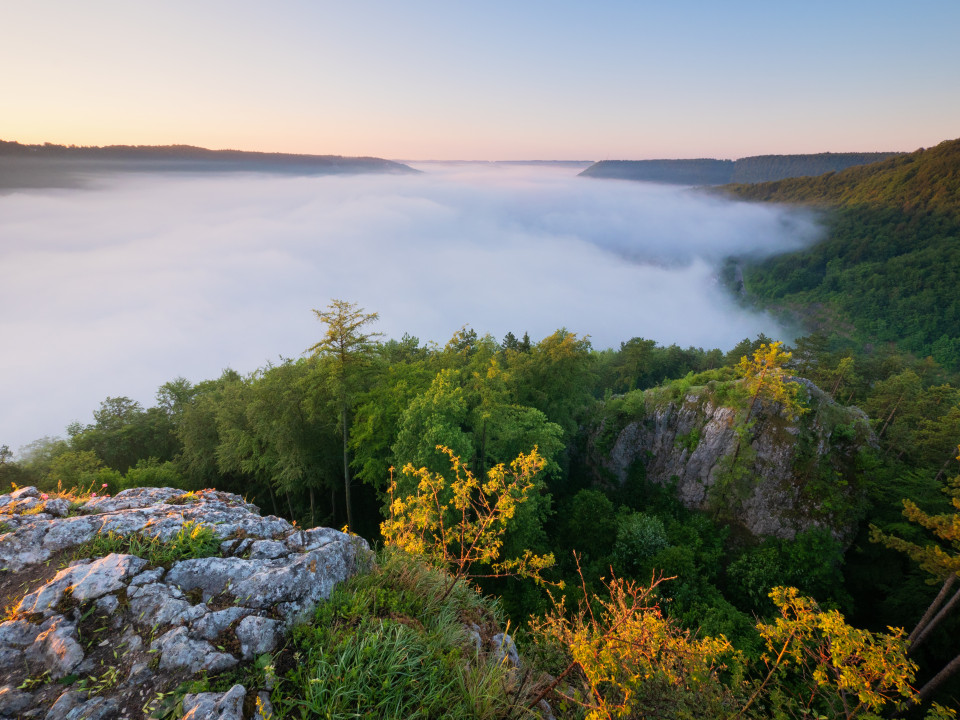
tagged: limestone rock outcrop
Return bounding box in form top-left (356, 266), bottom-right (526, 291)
top-left (0, 486), bottom-right (369, 719)
top-left (582, 378), bottom-right (876, 540)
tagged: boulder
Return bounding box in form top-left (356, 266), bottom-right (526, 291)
top-left (181, 684), bottom-right (246, 720)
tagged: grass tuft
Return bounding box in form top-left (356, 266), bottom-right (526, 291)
top-left (74, 521), bottom-right (220, 568)
top-left (270, 547), bottom-right (545, 719)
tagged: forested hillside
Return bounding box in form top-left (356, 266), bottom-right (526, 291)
top-left (726, 138), bottom-right (960, 369)
top-left (579, 152), bottom-right (898, 185)
top-left (579, 158), bottom-right (734, 184)
top-left (4, 304), bottom-right (960, 713)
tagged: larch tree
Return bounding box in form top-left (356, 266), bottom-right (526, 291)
top-left (308, 299), bottom-right (382, 532)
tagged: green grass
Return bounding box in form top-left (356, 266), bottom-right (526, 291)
top-left (270, 547), bottom-right (547, 719)
top-left (74, 521), bottom-right (221, 568)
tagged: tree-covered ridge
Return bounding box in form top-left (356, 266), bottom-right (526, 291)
top-left (579, 158), bottom-right (734, 185)
top-left (0, 139), bottom-right (416, 169)
top-left (578, 152), bottom-right (899, 186)
top-left (0, 140), bottom-right (415, 191)
top-left (725, 138), bottom-right (960, 217)
top-left (729, 152), bottom-right (905, 184)
top-left (722, 138), bottom-right (960, 369)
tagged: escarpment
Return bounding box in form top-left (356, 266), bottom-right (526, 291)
top-left (581, 377), bottom-right (876, 541)
top-left (0, 487), bottom-right (368, 719)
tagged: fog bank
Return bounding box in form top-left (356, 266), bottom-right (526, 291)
top-left (0, 163), bottom-right (819, 453)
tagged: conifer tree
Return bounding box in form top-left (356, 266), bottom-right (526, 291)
top-left (308, 300), bottom-right (382, 531)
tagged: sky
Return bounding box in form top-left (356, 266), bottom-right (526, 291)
top-left (2, 1), bottom-right (959, 160)
top-left (0, 164), bottom-right (820, 452)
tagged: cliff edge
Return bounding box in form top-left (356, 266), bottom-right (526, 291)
top-left (0, 487), bottom-right (368, 719)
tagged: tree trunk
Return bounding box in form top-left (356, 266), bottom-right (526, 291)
top-left (909, 573), bottom-right (957, 645)
top-left (878, 394), bottom-right (903, 439)
top-left (268, 485), bottom-right (279, 516)
top-left (934, 451), bottom-right (957, 484)
top-left (285, 491), bottom-right (295, 520)
top-left (916, 650), bottom-right (960, 705)
top-left (831, 374), bottom-right (843, 396)
top-left (911, 583), bottom-right (960, 652)
top-left (478, 419), bottom-right (487, 478)
top-left (342, 404), bottom-right (354, 532)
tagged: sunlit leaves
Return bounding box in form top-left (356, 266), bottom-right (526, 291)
top-left (381, 445), bottom-right (557, 591)
top-left (753, 587), bottom-right (917, 718)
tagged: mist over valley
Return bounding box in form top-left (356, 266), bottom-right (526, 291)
top-left (0, 162), bottom-right (819, 452)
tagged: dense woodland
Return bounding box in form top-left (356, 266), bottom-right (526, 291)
top-left (3, 313), bottom-right (960, 712)
top-left (726, 138), bottom-right (960, 370)
top-left (3, 141), bottom-right (960, 715)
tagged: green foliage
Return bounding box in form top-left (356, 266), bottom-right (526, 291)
top-left (76, 521), bottom-right (220, 568)
top-left (726, 530), bottom-right (848, 615)
top-left (558, 489), bottom-right (616, 563)
top-left (582, 152), bottom-right (899, 186)
top-left (674, 428), bottom-right (701, 453)
top-left (70, 396), bottom-right (179, 473)
top-left (119, 458), bottom-right (184, 491)
top-left (728, 139), bottom-right (960, 369)
top-left (612, 511), bottom-right (669, 578)
top-left (309, 298), bottom-right (384, 532)
top-left (870, 455), bottom-right (960, 583)
top-left (274, 548), bottom-right (533, 720)
top-left (392, 369), bottom-right (475, 476)
top-left (16, 303), bottom-right (960, 711)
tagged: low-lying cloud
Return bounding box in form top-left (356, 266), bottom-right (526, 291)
top-left (0, 163), bottom-right (820, 453)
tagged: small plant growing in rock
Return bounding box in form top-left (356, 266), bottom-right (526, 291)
top-left (77, 521), bottom-right (220, 568)
top-left (381, 445), bottom-right (559, 599)
top-left (736, 340), bottom-right (806, 421)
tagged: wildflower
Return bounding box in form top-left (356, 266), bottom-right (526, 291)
top-left (90, 493), bottom-right (97, 498)
top-left (101, 483), bottom-right (108, 488)
top-left (40, 493), bottom-right (49, 500)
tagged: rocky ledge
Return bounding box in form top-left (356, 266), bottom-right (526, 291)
top-left (0, 486), bottom-right (369, 719)
top-left (584, 378), bottom-right (875, 541)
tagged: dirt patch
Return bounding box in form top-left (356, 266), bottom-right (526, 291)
top-left (387, 612), bottom-right (425, 633)
top-left (206, 589), bottom-right (239, 612)
top-left (0, 547), bottom-right (74, 618)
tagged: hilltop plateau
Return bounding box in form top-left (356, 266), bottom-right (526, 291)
top-left (579, 151), bottom-right (899, 186)
top-left (0, 141), bottom-right (415, 191)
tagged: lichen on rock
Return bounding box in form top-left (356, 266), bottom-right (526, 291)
top-left (0, 486), bottom-right (369, 719)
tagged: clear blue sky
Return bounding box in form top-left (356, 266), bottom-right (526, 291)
top-left (2, 1), bottom-right (958, 159)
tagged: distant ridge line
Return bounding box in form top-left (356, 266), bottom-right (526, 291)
top-left (579, 152), bottom-right (903, 186)
top-left (0, 140), bottom-right (417, 190)
top-left (0, 139), bottom-right (411, 166)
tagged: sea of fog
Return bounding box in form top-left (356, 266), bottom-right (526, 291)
top-left (0, 162), bottom-right (821, 454)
